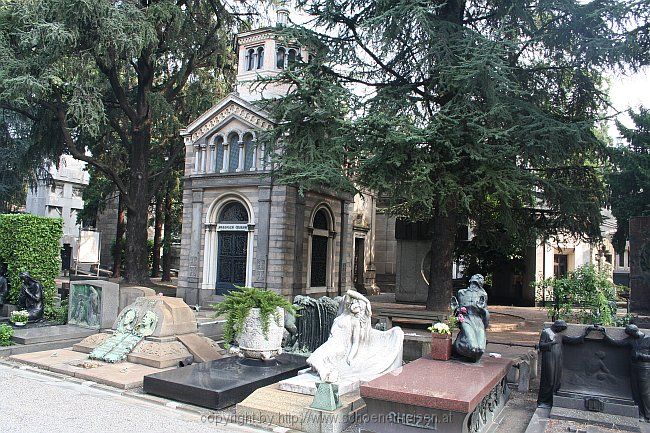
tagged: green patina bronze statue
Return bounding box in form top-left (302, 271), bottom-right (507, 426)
top-left (451, 274), bottom-right (489, 362)
top-left (90, 308), bottom-right (158, 363)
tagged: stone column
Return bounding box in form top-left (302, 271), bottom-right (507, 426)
top-left (222, 143), bottom-right (229, 173)
top-left (260, 143), bottom-right (266, 170)
top-left (208, 143), bottom-right (216, 173)
top-left (202, 224), bottom-right (216, 289)
top-left (250, 140), bottom-right (258, 171)
top-left (187, 189), bottom-right (204, 306)
top-left (337, 199), bottom-right (351, 295)
top-left (255, 186), bottom-right (272, 288)
top-left (200, 144), bottom-right (207, 173)
top-left (292, 192), bottom-right (306, 297)
top-left (236, 140), bottom-right (245, 172)
top-left (193, 144), bottom-right (200, 174)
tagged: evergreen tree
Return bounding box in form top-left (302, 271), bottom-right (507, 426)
top-left (265, 0), bottom-right (649, 309)
top-left (0, 0), bottom-right (239, 283)
top-left (609, 107), bottom-right (650, 252)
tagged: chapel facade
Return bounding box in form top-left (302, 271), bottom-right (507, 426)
top-left (176, 10), bottom-right (383, 305)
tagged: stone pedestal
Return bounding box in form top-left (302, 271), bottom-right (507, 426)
top-left (630, 216), bottom-right (650, 315)
top-left (360, 356), bottom-right (512, 433)
top-left (430, 334), bottom-right (452, 361)
top-left (236, 383), bottom-right (365, 433)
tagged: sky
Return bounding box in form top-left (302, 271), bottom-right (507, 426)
top-left (607, 69), bottom-right (650, 142)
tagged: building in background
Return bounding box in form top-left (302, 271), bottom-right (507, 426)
top-left (177, 8), bottom-right (376, 306)
top-left (25, 154), bottom-right (89, 256)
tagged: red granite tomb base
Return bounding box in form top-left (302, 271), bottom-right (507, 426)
top-left (360, 356), bottom-right (512, 433)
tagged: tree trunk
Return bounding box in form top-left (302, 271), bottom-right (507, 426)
top-left (151, 194), bottom-right (163, 278)
top-left (112, 193), bottom-right (126, 278)
top-left (426, 210), bottom-right (458, 311)
top-left (123, 125), bottom-right (151, 284)
top-left (161, 183), bottom-right (173, 282)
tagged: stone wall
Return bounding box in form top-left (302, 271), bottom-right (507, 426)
top-left (374, 210), bottom-right (397, 293)
top-left (630, 216), bottom-right (650, 315)
top-left (95, 193), bottom-right (119, 269)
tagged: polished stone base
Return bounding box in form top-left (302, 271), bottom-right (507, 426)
top-left (360, 356), bottom-right (512, 433)
top-left (12, 325), bottom-right (97, 345)
top-left (143, 353), bottom-right (309, 410)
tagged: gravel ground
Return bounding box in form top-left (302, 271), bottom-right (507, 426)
top-left (0, 364), bottom-right (263, 433)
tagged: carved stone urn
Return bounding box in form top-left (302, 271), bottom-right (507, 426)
top-left (430, 333), bottom-right (452, 361)
top-left (237, 307), bottom-right (285, 360)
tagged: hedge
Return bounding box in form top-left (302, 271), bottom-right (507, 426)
top-left (0, 214), bottom-right (62, 309)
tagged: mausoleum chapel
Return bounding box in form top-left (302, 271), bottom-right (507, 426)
top-left (177, 9), bottom-right (379, 306)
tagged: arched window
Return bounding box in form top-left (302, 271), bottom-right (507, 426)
top-left (243, 132), bottom-right (255, 170)
top-left (214, 135), bottom-right (224, 172)
top-left (219, 201), bottom-right (249, 223)
top-left (287, 48), bottom-right (297, 67)
top-left (309, 208), bottom-right (331, 288)
top-left (257, 47), bottom-right (264, 69)
top-left (228, 133), bottom-right (239, 172)
top-left (247, 48), bottom-right (255, 71)
top-left (276, 47), bottom-right (286, 69)
top-left (313, 209), bottom-right (328, 230)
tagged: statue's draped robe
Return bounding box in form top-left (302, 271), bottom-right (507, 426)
top-left (605, 333), bottom-right (650, 420)
top-left (537, 328), bottom-right (561, 406)
top-left (307, 313), bottom-right (404, 382)
top-left (453, 287), bottom-right (489, 361)
top-left (632, 337), bottom-right (650, 421)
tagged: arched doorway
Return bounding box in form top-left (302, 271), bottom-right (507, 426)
top-left (308, 207), bottom-right (332, 289)
top-left (216, 201), bottom-right (249, 294)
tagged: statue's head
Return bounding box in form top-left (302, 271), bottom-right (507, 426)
top-left (0, 263), bottom-right (7, 275)
top-left (469, 274), bottom-right (485, 290)
top-left (551, 320), bottom-right (568, 332)
top-left (19, 272), bottom-right (31, 282)
top-left (625, 324), bottom-right (643, 338)
top-left (345, 290), bottom-right (371, 319)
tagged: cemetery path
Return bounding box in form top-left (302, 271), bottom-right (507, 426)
top-left (0, 363), bottom-right (265, 433)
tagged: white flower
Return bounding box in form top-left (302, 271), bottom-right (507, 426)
top-left (428, 322), bottom-right (451, 335)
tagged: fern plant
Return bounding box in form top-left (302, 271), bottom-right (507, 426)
top-left (213, 287), bottom-right (296, 347)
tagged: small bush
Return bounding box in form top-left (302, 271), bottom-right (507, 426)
top-left (0, 323), bottom-right (13, 346)
top-left (45, 298), bottom-right (68, 324)
top-left (537, 264), bottom-right (621, 325)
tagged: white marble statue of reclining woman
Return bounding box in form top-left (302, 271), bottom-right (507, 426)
top-left (307, 290), bottom-right (404, 383)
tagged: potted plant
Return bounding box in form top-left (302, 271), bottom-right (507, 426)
top-left (428, 320), bottom-right (453, 361)
top-left (213, 287), bottom-right (296, 360)
top-left (10, 310), bottom-right (29, 327)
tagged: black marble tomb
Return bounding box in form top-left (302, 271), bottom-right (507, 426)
top-left (143, 353), bottom-right (309, 409)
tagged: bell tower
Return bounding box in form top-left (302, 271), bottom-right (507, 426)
top-left (235, 5), bottom-right (306, 101)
